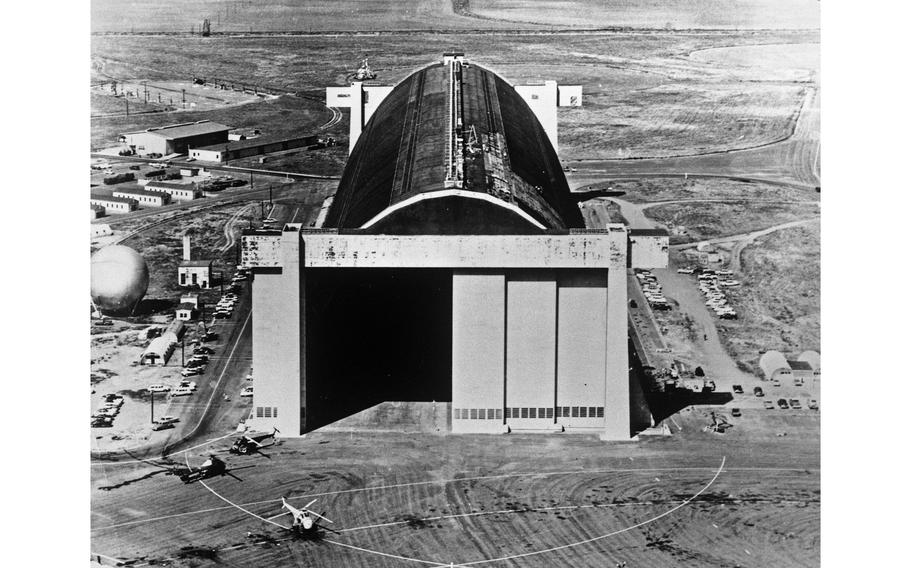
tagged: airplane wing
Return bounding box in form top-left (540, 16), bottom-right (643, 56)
top-left (243, 436), bottom-right (264, 447)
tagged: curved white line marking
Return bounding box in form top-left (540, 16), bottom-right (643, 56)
top-left (360, 189), bottom-right (547, 231)
top-left (92, 462), bottom-right (808, 531)
top-left (178, 456), bottom-right (726, 566)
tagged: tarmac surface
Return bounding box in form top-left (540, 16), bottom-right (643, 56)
top-left (91, 415), bottom-right (819, 567)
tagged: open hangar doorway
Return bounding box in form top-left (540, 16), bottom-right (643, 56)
top-left (303, 267), bottom-right (453, 430)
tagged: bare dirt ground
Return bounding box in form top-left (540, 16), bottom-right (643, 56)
top-left (91, 80), bottom-right (266, 117)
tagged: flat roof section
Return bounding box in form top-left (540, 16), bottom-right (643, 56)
top-left (123, 120), bottom-right (230, 140)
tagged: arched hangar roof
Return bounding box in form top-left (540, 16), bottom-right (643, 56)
top-left (759, 350), bottom-right (790, 379)
top-left (325, 62), bottom-right (584, 234)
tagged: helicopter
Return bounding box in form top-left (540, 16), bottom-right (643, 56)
top-left (229, 427), bottom-right (279, 455)
top-left (275, 497), bottom-right (339, 538)
top-left (178, 454), bottom-right (232, 484)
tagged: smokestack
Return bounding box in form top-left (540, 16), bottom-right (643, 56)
top-left (183, 236), bottom-right (192, 261)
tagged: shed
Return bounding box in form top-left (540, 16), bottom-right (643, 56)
top-left (176, 303), bottom-right (197, 321)
top-left (759, 351), bottom-right (791, 381)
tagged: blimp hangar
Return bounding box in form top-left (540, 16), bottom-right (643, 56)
top-left (242, 53), bottom-right (667, 440)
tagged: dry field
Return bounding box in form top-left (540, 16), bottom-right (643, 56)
top-left (718, 222), bottom-right (820, 376)
top-left (588, 177), bottom-right (818, 204)
top-left (92, 30), bottom-right (818, 159)
top-left (469, 0), bottom-right (820, 29)
top-left (90, 0), bottom-right (525, 33)
top-left (644, 200), bottom-right (819, 244)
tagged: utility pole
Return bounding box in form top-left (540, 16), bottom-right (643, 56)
top-left (125, 98), bottom-right (129, 117)
top-left (150, 390), bottom-right (155, 424)
top-left (268, 184), bottom-right (272, 208)
top-left (182, 89), bottom-right (186, 109)
top-left (181, 335), bottom-right (185, 367)
top-left (249, 170), bottom-right (253, 189)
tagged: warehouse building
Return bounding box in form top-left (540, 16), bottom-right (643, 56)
top-left (243, 54), bottom-right (667, 440)
top-left (90, 194), bottom-right (138, 215)
top-left (120, 120), bottom-right (230, 157)
top-left (90, 204), bottom-right (106, 220)
top-left (145, 181), bottom-right (201, 202)
top-left (112, 186), bottom-right (171, 207)
top-left (189, 134), bottom-right (319, 163)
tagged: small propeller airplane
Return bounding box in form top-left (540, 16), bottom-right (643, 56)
top-left (229, 427), bottom-right (279, 456)
top-left (274, 497), bottom-right (339, 538)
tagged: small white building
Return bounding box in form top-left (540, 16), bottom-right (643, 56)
top-left (145, 181), bottom-right (201, 202)
top-left (91, 223), bottom-right (113, 239)
top-left (90, 195), bottom-right (138, 215)
top-left (175, 303), bottom-right (198, 321)
top-left (179, 260), bottom-right (213, 288)
top-left (112, 187), bottom-right (171, 207)
top-left (180, 293), bottom-right (201, 308)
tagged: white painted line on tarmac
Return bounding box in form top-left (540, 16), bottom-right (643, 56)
top-left (91, 462), bottom-right (812, 532)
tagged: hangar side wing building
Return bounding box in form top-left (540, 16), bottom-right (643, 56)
top-left (242, 54), bottom-right (667, 440)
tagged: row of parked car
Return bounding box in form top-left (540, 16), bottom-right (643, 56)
top-left (688, 269), bottom-right (739, 319)
top-left (732, 383), bottom-right (818, 410)
top-left (634, 270), bottom-right (671, 311)
top-left (91, 394), bottom-right (124, 428)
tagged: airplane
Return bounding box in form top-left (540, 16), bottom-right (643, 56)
top-left (229, 427), bottom-right (280, 455)
top-left (277, 497), bottom-right (338, 538)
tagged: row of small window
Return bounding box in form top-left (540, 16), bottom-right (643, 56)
top-left (454, 408), bottom-right (503, 420)
top-left (255, 406), bottom-right (278, 418)
top-left (453, 407), bottom-right (606, 420)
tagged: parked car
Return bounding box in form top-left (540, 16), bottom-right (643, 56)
top-left (763, 401), bottom-right (775, 410)
top-left (152, 421), bottom-right (175, 431)
top-left (732, 385), bottom-right (744, 394)
top-left (676, 267), bottom-right (695, 274)
top-left (193, 346), bottom-right (215, 355)
top-left (179, 381), bottom-right (197, 391)
top-left (807, 399), bottom-right (819, 410)
top-left (181, 367), bottom-right (204, 377)
top-left (771, 379), bottom-right (781, 387)
top-left (789, 399), bottom-right (802, 410)
top-left (730, 408), bottom-right (742, 417)
top-left (240, 386), bottom-right (254, 397)
top-left (171, 387), bottom-right (194, 397)
top-left (148, 384), bottom-right (171, 393)
top-left (202, 331), bottom-right (219, 342)
top-left (777, 398), bottom-right (789, 409)
top-left (753, 386), bottom-right (764, 397)
top-left (156, 416), bottom-right (179, 425)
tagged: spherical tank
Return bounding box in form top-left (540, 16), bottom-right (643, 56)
top-left (90, 245), bottom-right (149, 314)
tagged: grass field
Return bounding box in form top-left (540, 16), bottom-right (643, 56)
top-left (92, 29), bottom-right (817, 158)
top-left (645, 200), bottom-right (819, 244)
top-left (469, 0), bottom-right (820, 29)
top-left (719, 222), bottom-right (820, 375)
top-left (90, 0), bottom-right (820, 33)
top-left (590, 178), bottom-right (819, 204)
top-left (90, 0), bottom-right (524, 33)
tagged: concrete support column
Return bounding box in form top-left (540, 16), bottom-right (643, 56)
top-left (250, 231), bottom-right (304, 435)
top-left (603, 267), bottom-right (630, 440)
top-left (349, 81), bottom-right (364, 154)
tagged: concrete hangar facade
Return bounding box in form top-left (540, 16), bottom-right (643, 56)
top-left (242, 54), bottom-right (667, 440)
